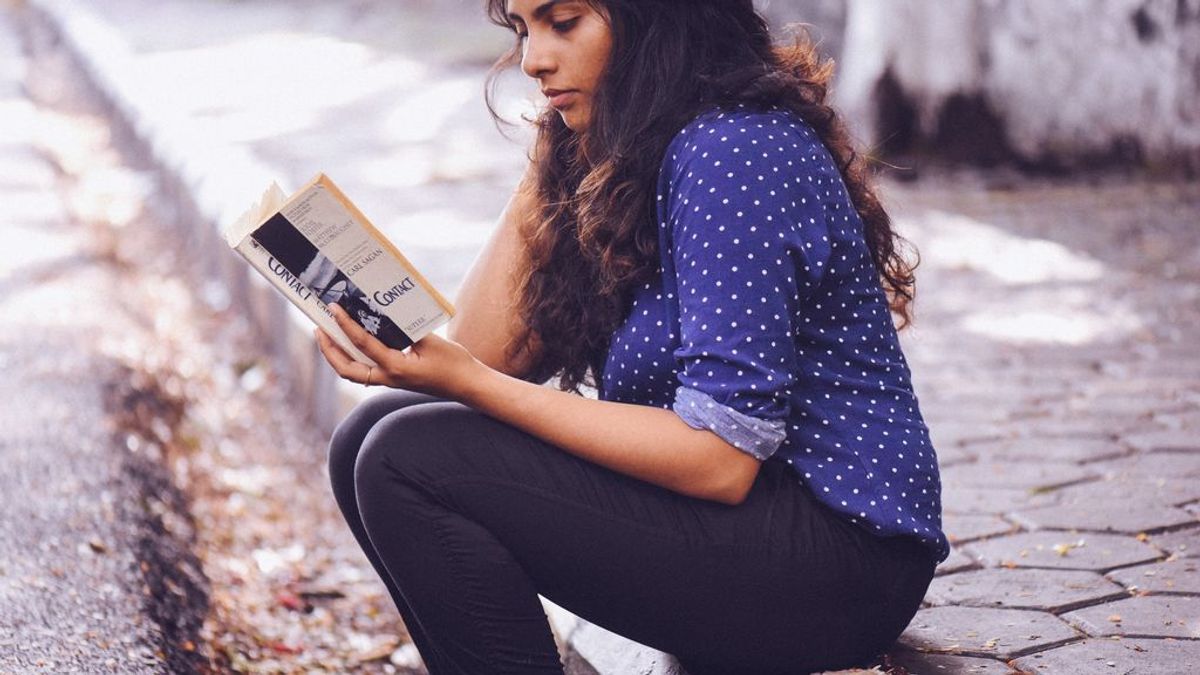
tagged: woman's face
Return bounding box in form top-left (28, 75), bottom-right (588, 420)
top-left (506, 0), bottom-right (612, 132)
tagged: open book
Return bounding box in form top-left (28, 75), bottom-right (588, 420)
top-left (223, 174), bottom-right (454, 366)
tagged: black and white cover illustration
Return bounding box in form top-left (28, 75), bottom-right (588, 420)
top-left (252, 213), bottom-right (413, 350)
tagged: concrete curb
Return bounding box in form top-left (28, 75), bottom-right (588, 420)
top-left (24, 1), bottom-right (687, 671)
top-left (25, 0), bottom-right (356, 435)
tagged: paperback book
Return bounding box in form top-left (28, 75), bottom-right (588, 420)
top-left (223, 173), bottom-right (454, 366)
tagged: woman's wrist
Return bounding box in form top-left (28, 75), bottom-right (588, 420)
top-left (456, 357), bottom-right (503, 409)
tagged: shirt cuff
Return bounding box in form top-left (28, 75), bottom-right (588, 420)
top-left (672, 386), bottom-right (786, 461)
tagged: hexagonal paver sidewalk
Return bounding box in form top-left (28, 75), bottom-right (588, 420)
top-left (1061, 595), bottom-right (1200, 639)
top-left (1047, 476), bottom-right (1200, 507)
top-left (941, 485), bottom-right (1058, 516)
top-left (1009, 499), bottom-right (1198, 534)
top-left (1124, 429), bottom-right (1200, 453)
top-left (887, 648), bottom-right (1016, 674)
top-left (962, 437), bottom-right (1127, 463)
top-left (925, 568), bottom-right (1128, 612)
top-left (1147, 526), bottom-right (1200, 559)
top-left (944, 514), bottom-right (1019, 545)
top-left (935, 549), bottom-right (979, 578)
top-left (939, 462), bottom-right (1100, 492)
top-left (1011, 637), bottom-right (1200, 674)
top-left (1106, 558), bottom-right (1200, 594)
top-left (1087, 453), bottom-right (1200, 481)
top-left (961, 531), bottom-right (1163, 571)
top-left (898, 606), bottom-right (1081, 660)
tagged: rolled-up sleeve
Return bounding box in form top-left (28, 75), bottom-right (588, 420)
top-left (664, 114), bottom-right (832, 460)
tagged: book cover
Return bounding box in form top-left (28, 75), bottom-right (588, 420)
top-left (224, 174), bottom-right (455, 365)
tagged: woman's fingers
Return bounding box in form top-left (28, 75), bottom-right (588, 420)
top-left (329, 303), bottom-right (394, 365)
top-left (315, 327), bottom-right (374, 384)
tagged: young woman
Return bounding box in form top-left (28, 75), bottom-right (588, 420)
top-left (318, 1), bottom-right (949, 673)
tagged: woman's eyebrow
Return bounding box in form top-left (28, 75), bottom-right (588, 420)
top-left (507, 0), bottom-right (566, 23)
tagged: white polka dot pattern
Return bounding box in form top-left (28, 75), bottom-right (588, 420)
top-left (598, 105), bottom-right (950, 563)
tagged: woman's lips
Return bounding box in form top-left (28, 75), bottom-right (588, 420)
top-left (546, 90), bottom-right (577, 109)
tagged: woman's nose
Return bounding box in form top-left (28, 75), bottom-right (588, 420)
top-left (520, 36), bottom-right (556, 80)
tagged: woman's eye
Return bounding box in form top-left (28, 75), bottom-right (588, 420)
top-left (551, 17), bottom-right (579, 33)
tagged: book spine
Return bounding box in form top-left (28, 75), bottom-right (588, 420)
top-left (233, 236), bottom-right (378, 366)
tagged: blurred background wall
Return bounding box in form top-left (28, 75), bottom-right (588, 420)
top-left (760, 0), bottom-right (1200, 174)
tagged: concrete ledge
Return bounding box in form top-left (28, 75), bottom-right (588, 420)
top-left (543, 600), bottom-right (687, 675)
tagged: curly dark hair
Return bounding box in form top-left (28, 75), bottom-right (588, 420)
top-left (484, 0), bottom-right (917, 395)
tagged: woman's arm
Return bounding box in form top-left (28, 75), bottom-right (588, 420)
top-left (446, 178), bottom-right (542, 379)
top-left (461, 366), bottom-right (763, 505)
top-left (322, 303), bottom-right (761, 507)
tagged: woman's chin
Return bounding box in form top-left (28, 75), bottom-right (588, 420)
top-left (557, 110), bottom-right (588, 133)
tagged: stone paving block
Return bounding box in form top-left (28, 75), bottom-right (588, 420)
top-left (1009, 499), bottom-right (1198, 535)
top-left (942, 485), bottom-right (1058, 516)
top-left (885, 648), bottom-right (1016, 674)
top-left (1088, 453), bottom-right (1200, 481)
top-left (936, 548), bottom-right (978, 577)
top-left (1048, 476), bottom-right (1200, 507)
top-left (1124, 429), bottom-right (1200, 454)
top-left (1008, 408), bottom-right (1153, 436)
top-left (1011, 636), bottom-right (1200, 675)
top-left (944, 514), bottom-right (1017, 545)
top-left (935, 443), bottom-right (977, 468)
top-left (926, 568), bottom-right (1128, 612)
top-left (1147, 525), bottom-right (1200, 558)
top-left (1083, 374), bottom-right (1197, 397)
top-left (962, 437), bottom-right (1126, 463)
top-left (1149, 410), bottom-right (1200, 433)
top-left (898, 606), bottom-right (1081, 660)
top-left (1061, 595), bottom-right (1200, 639)
top-left (940, 461), bottom-right (1098, 491)
top-left (1118, 359), bottom-right (1200, 381)
top-left (1107, 558), bottom-right (1200, 595)
top-left (927, 421), bottom-right (1007, 451)
top-left (962, 531), bottom-right (1162, 571)
top-left (1011, 418), bottom-right (1122, 439)
top-left (1061, 396), bottom-right (1175, 422)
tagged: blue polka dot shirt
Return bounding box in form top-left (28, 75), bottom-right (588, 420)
top-left (598, 106), bottom-right (950, 563)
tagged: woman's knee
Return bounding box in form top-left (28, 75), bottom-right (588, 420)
top-left (352, 401), bottom-right (486, 495)
top-left (327, 389), bottom-right (446, 490)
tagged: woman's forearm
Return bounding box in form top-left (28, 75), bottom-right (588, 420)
top-left (446, 187), bottom-right (540, 378)
top-left (460, 364), bottom-right (761, 505)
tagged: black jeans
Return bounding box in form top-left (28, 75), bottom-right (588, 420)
top-left (327, 389), bottom-right (935, 675)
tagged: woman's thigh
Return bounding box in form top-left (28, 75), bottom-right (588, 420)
top-left (354, 399), bottom-right (926, 672)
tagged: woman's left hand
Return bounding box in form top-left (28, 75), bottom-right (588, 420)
top-left (315, 303), bottom-right (484, 402)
